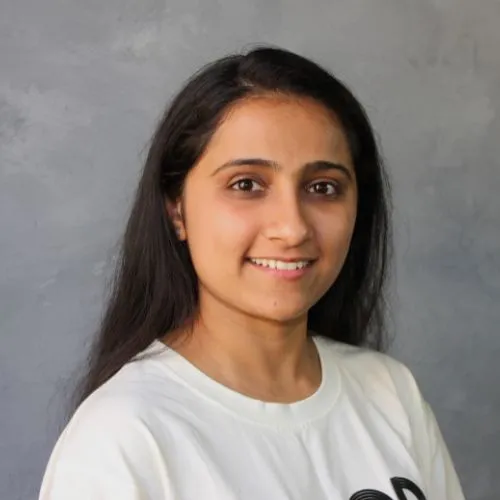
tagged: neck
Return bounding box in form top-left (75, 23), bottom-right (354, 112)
top-left (164, 291), bottom-right (321, 402)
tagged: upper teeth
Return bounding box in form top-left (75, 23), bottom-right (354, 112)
top-left (249, 258), bottom-right (310, 270)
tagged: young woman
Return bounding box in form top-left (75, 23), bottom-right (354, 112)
top-left (39, 46), bottom-right (465, 499)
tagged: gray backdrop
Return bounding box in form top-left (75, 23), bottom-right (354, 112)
top-left (1, 0), bottom-right (499, 499)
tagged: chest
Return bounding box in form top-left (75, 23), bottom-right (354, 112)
top-left (150, 404), bottom-right (428, 500)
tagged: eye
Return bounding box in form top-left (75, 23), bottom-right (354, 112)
top-left (229, 178), bottom-right (264, 192)
top-left (306, 180), bottom-right (340, 196)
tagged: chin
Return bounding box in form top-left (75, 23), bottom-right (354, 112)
top-left (248, 301), bottom-right (311, 325)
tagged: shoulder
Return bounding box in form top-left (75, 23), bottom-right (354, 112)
top-left (40, 346), bottom-right (182, 495)
top-left (316, 335), bottom-right (416, 381)
top-left (40, 358), bottom-right (179, 500)
top-left (315, 335), bottom-right (424, 413)
top-left (55, 374), bottom-right (158, 460)
top-left (55, 342), bottom-right (186, 455)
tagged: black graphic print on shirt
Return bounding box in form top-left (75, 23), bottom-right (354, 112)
top-left (350, 476), bottom-right (427, 500)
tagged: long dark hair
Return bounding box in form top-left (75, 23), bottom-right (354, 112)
top-left (74, 45), bottom-right (391, 409)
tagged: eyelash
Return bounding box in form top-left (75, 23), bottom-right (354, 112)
top-left (229, 178), bottom-right (342, 197)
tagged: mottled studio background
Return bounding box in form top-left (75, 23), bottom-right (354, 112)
top-left (1, 1), bottom-right (499, 499)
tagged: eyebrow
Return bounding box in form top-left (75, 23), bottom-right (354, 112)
top-left (212, 157), bottom-right (353, 181)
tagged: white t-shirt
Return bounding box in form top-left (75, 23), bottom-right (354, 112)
top-left (39, 336), bottom-right (465, 500)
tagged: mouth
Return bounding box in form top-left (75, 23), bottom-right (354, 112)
top-left (246, 258), bottom-right (315, 271)
top-left (246, 258), bottom-right (316, 280)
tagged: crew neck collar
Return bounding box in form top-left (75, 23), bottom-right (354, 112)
top-left (149, 336), bottom-right (340, 428)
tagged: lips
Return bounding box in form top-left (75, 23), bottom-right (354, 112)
top-left (247, 258), bottom-right (314, 271)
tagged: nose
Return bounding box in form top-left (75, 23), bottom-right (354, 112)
top-left (262, 191), bottom-right (312, 247)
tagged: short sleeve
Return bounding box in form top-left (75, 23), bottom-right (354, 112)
top-left (385, 359), bottom-right (466, 500)
top-left (416, 399), bottom-right (466, 500)
top-left (39, 391), bottom-right (174, 500)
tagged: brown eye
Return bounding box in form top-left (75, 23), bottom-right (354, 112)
top-left (230, 178), bottom-right (264, 192)
top-left (306, 181), bottom-right (339, 196)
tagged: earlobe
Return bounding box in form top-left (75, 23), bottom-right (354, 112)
top-left (166, 199), bottom-right (187, 241)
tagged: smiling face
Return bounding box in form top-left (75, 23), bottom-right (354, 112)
top-left (172, 95), bottom-right (357, 325)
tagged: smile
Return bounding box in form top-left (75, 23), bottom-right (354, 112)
top-left (247, 258), bottom-right (314, 271)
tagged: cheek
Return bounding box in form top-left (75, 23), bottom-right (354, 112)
top-left (317, 205), bottom-right (357, 257)
top-left (185, 196), bottom-right (259, 264)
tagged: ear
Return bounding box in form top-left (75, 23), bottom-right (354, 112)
top-left (166, 198), bottom-right (187, 241)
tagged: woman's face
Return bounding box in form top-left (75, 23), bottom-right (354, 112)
top-left (174, 95), bottom-right (357, 324)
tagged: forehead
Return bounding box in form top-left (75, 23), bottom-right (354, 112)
top-left (200, 95), bottom-right (353, 166)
